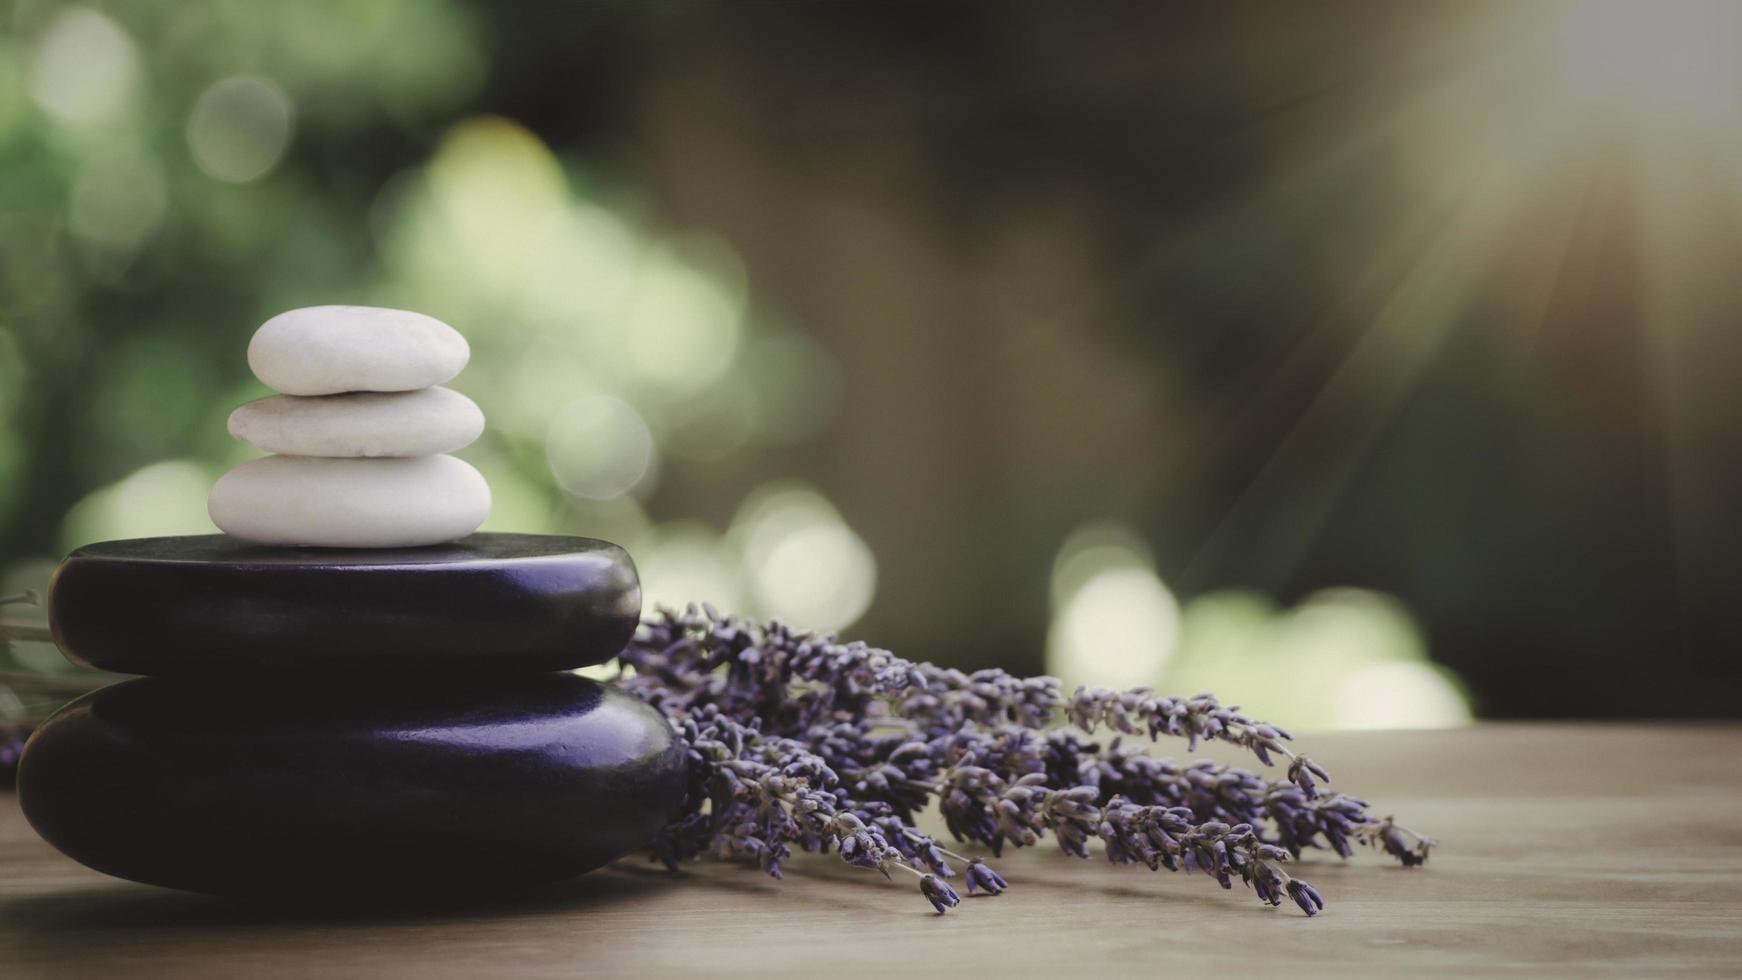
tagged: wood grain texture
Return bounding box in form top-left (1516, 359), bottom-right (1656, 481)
top-left (3, 724), bottom-right (1739, 978)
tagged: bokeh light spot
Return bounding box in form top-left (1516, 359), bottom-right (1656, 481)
top-left (1159, 586), bottom-right (1472, 731)
top-left (620, 244), bottom-right (745, 396)
top-left (545, 395), bottom-right (656, 500)
top-left (637, 522), bottom-right (744, 616)
top-left (1046, 524), bottom-right (1179, 690)
top-left (1273, 589), bottom-right (1431, 667)
top-left (425, 116), bottom-right (569, 286)
top-left (59, 460), bottom-right (216, 552)
top-left (28, 7), bottom-right (137, 125)
top-left (732, 483), bottom-right (876, 632)
top-left (186, 76), bottom-right (295, 184)
top-left (1333, 661), bottom-right (1474, 730)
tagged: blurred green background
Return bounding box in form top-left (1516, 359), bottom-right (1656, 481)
top-left (3, 0), bottom-right (1740, 731)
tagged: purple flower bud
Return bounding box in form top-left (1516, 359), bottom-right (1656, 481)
top-left (1287, 878), bottom-right (1325, 916)
top-left (919, 874), bottom-right (961, 914)
top-left (965, 858), bottom-right (1008, 895)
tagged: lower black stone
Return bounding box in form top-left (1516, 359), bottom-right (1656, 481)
top-left (48, 533), bottom-right (642, 675)
top-left (16, 673), bottom-right (686, 897)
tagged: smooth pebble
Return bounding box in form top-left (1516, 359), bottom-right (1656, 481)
top-left (208, 455), bottom-right (490, 548)
top-left (247, 306), bottom-right (469, 396)
top-left (49, 534), bottom-right (642, 676)
top-left (227, 387), bottom-right (484, 458)
top-left (18, 674), bottom-right (686, 896)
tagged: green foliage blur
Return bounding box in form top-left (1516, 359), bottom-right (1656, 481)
top-left (0, 0), bottom-right (1474, 733)
top-left (0, 0), bottom-right (875, 693)
top-left (5, 1), bottom-right (1737, 725)
top-left (0, 2), bottom-right (837, 558)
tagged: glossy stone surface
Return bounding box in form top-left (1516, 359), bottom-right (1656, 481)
top-left (49, 534), bottom-right (641, 675)
top-left (16, 673), bottom-right (686, 897)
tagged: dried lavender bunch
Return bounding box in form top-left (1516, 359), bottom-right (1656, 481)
top-left (617, 605), bottom-right (1434, 916)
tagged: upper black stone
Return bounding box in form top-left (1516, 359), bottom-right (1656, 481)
top-left (48, 533), bottom-right (642, 676)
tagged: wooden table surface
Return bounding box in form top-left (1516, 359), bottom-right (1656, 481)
top-left (2, 723), bottom-right (1739, 978)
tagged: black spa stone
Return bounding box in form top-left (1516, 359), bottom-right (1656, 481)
top-left (16, 673), bottom-right (687, 897)
top-left (49, 533), bottom-right (640, 675)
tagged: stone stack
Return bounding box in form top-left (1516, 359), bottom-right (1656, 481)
top-left (15, 307), bottom-right (686, 898)
top-left (209, 306), bottom-right (490, 549)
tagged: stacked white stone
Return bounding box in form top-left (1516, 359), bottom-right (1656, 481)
top-left (208, 306), bottom-right (491, 548)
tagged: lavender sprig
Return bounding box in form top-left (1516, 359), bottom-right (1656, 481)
top-left (624, 605), bottom-right (1323, 780)
top-left (620, 605), bottom-right (1435, 916)
top-left (658, 701), bottom-right (1343, 916)
top-left (654, 707), bottom-right (991, 890)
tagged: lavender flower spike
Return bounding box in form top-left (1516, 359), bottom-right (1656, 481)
top-left (920, 874), bottom-right (961, 914)
top-left (1287, 878), bottom-right (1325, 916)
top-left (1287, 755), bottom-right (1332, 794)
top-left (1370, 816), bottom-right (1436, 867)
top-left (965, 858), bottom-right (1008, 895)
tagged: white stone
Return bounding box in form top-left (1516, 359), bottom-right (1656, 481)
top-left (227, 387), bottom-right (484, 458)
top-left (247, 306), bottom-right (469, 396)
top-left (208, 455), bottom-right (490, 548)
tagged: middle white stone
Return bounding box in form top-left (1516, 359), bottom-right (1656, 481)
top-left (228, 387), bottom-right (484, 458)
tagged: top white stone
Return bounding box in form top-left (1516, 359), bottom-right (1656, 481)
top-left (247, 305), bottom-right (470, 396)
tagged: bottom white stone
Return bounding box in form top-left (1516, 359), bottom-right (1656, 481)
top-left (208, 455), bottom-right (491, 548)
